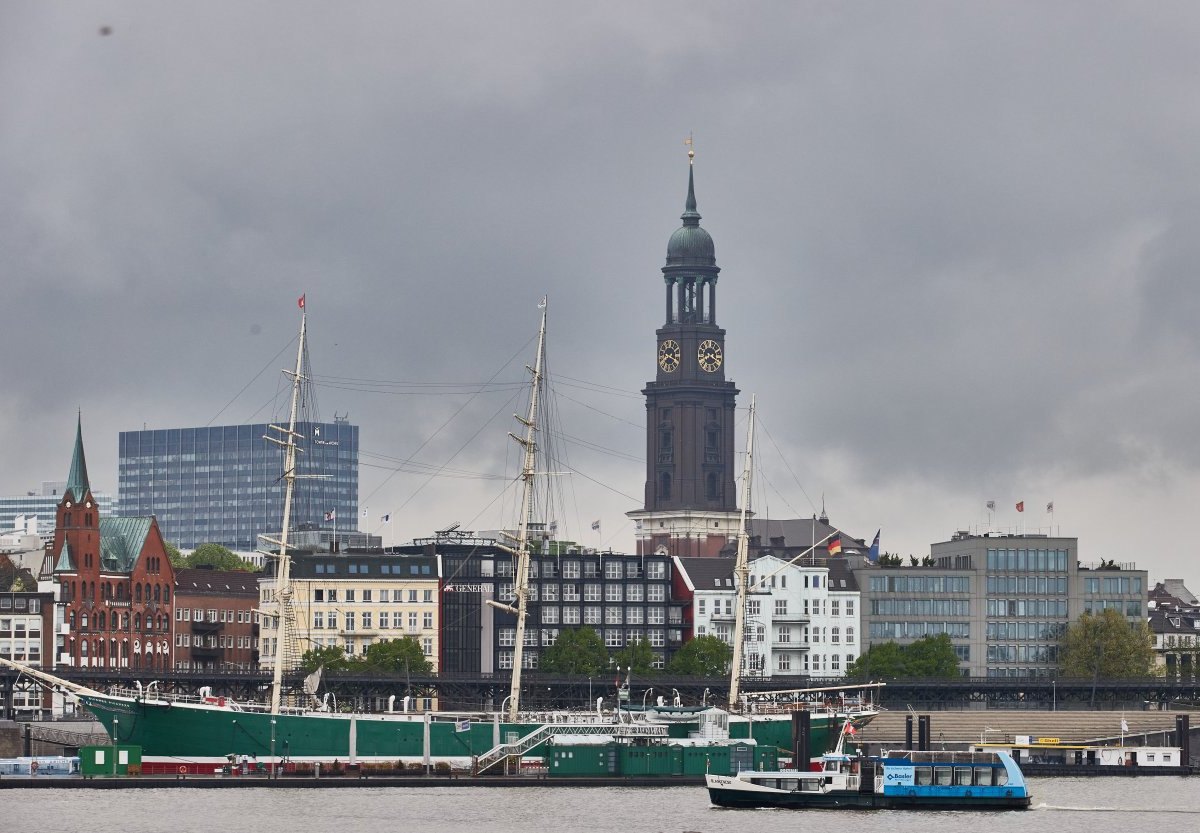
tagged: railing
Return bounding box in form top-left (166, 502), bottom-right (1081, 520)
top-left (473, 719), bottom-right (669, 774)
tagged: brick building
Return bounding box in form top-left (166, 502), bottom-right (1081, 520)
top-left (51, 416), bottom-right (176, 670)
top-left (173, 568), bottom-right (260, 671)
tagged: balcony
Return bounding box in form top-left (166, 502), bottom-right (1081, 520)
top-left (191, 643), bottom-right (221, 655)
top-left (772, 641), bottom-right (810, 651)
top-left (191, 619), bottom-right (221, 632)
top-left (771, 612), bottom-right (810, 623)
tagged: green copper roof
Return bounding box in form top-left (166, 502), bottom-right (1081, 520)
top-left (54, 541), bottom-right (74, 573)
top-left (64, 413), bottom-right (91, 502)
top-left (99, 517), bottom-right (152, 572)
top-left (665, 164), bottom-right (716, 269)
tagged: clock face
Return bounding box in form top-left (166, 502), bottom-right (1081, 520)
top-left (697, 339), bottom-right (723, 372)
top-left (658, 339), bottom-right (681, 372)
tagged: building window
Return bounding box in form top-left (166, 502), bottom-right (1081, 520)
top-left (777, 654), bottom-right (791, 672)
top-left (423, 612), bottom-right (433, 630)
top-left (362, 612), bottom-right (372, 629)
top-left (775, 599), bottom-right (787, 615)
top-left (605, 561), bottom-right (623, 579)
top-left (659, 472), bottom-right (672, 500)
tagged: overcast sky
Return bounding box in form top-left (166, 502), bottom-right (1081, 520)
top-left (4, 3), bottom-right (1199, 591)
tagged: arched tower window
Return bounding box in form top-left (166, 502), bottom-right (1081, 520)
top-left (135, 585), bottom-right (142, 602)
top-left (706, 472), bottom-right (718, 500)
top-left (659, 472), bottom-right (672, 501)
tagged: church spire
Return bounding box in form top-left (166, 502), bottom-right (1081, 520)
top-left (65, 411), bottom-right (91, 501)
top-left (682, 163), bottom-right (700, 224)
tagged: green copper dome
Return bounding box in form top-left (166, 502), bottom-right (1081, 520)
top-left (665, 165), bottom-right (716, 268)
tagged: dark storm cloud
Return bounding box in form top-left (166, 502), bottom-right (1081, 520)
top-left (3, 2), bottom-right (1199, 589)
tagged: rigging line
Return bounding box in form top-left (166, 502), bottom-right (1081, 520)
top-left (310, 373), bottom-right (530, 388)
top-left (554, 460), bottom-right (641, 504)
top-left (553, 373), bottom-right (645, 398)
top-left (309, 384), bottom-right (525, 400)
top-left (547, 429), bottom-right (642, 463)
top-left (359, 448), bottom-right (506, 476)
top-left (757, 416), bottom-right (819, 516)
top-left (378, 386), bottom-right (526, 520)
top-left (358, 461), bottom-right (508, 480)
top-left (359, 333), bottom-right (536, 508)
top-left (553, 390), bottom-right (644, 429)
top-left (207, 335), bottom-right (298, 426)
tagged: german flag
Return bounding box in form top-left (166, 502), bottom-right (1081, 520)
top-left (827, 536), bottom-right (843, 556)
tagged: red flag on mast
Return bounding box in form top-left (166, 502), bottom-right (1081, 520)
top-left (1016, 501), bottom-right (1024, 512)
top-left (298, 294), bottom-right (306, 309)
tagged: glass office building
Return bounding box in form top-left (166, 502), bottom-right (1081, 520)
top-left (1, 483), bottom-right (116, 537)
top-left (118, 419), bottom-right (358, 550)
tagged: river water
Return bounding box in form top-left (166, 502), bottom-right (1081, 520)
top-left (8, 777), bottom-right (1198, 833)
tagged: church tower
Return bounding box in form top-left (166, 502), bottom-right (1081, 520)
top-left (627, 153), bottom-right (743, 557)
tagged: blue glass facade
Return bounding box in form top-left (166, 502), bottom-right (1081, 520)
top-left (117, 420), bottom-right (358, 550)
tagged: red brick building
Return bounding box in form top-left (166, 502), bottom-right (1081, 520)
top-left (173, 567), bottom-right (259, 671)
top-left (52, 417), bottom-right (175, 670)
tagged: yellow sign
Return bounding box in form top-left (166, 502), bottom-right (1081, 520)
top-left (1036, 737), bottom-right (1061, 745)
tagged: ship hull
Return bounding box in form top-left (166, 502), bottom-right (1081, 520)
top-left (78, 692), bottom-right (861, 764)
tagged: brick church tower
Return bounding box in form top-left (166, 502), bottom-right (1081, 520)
top-left (53, 415), bottom-right (175, 670)
top-left (628, 155), bottom-right (744, 556)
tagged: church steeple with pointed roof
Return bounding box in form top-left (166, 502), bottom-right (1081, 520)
top-left (52, 415), bottom-right (178, 671)
top-left (64, 411), bottom-right (91, 503)
top-left (628, 150), bottom-right (743, 557)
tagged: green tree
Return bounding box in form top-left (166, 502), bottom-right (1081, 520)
top-left (667, 635), bottom-right (732, 676)
top-left (298, 644), bottom-right (354, 673)
top-left (186, 543), bottom-right (256, 572)
top-left (844, 635), bottom-right (959, 679)
top-left (1060, 609), bottom-right (1155, 679)
top-left (164, 541), bottom-right (186, 569)
top-left (902, 634), bottom-right (961, 677)
top-left (540, 627), bottom-right (608, 674)
top-left (845, 640), bottom-right (906, 679)
top-left (613, 637), bottom-right (656, 676)
top-left (361, 637), bottom-right (432, 675)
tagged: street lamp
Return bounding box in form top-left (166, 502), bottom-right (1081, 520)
top-left (702, 687), bottom-right (710, 707)
top-left (112, 717), bottom-right (119, 776)
top-left (672, 688), bottom-right (680, 706)
top-left (642, 687), bottom-right (654, 710)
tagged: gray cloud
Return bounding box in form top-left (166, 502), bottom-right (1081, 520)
top-left (3, 2), bottom-right (1200, 591)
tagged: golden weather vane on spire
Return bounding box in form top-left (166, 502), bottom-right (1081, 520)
top-left (684, 132), bottom-right (695, 164)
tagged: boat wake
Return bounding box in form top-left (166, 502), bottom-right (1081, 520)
top-left (1036, 804), bottom-right (1200, 814)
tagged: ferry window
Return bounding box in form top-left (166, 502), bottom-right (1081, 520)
top-left (996, 768), bottom-right (1008, 786)
top-left (935, 767), bottom-right (953, 786)
top-left (780, 779), bottom-right (798, 791)
top-left (801, 779), bottom-right (819, 792)
top-left (1163, 753), bottom-right (1172, 763)
top-left (1146, 753), bottom-right (1155, 762)
top-left (973, 767), bottom-right (992, 785)
top-left (954, 767), bottom-right (971, 785)
top-left (915, 767), bottom-right (933, 785)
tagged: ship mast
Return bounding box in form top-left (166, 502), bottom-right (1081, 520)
top-left (486, 299), bottom-right (548, 722)
top-left (263, 306), bottom-right (308, 716)
top-left (728, 395), bottom-right (756, 711)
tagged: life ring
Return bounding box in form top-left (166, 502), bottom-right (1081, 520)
top-left (178, 765), bottom-right (188, 775)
